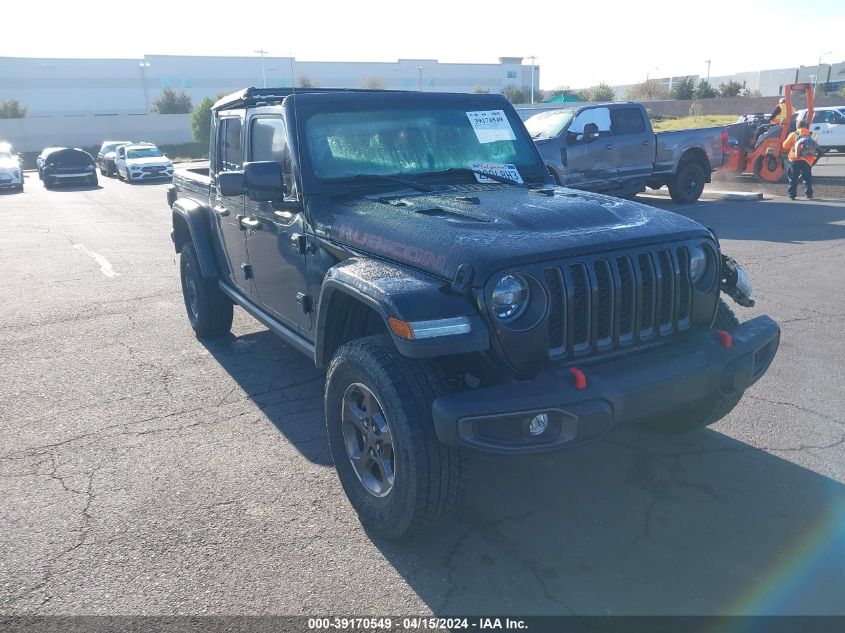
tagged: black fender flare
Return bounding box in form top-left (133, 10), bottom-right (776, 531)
top-left (171, 197), bottom-right (219, 280)
top-left (315, 258), bottom-right (489, 366)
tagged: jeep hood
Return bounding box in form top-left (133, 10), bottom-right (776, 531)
top-left (321, 185), bottom-right (710, 282)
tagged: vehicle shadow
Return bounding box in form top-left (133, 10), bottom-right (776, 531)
top-left (200, 329), bottom-right (331, 466)
top-left (201, 328), bottom-right (845, 615)
top-left (44, 184), bottom-right (104, 192)
top-left (374, 427), bottom-right (845, 615)
top-left (649, 199), bottom-right (845, 245)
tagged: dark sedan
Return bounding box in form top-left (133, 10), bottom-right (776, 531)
top-left (96, 140), bottom-right (132, 176)
top-left (42, 148), bottom-right (99, 189)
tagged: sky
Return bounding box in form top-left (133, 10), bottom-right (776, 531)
top-left (2, 0), bottom-right (844, 89)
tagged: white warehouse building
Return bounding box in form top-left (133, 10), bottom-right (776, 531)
top-left (0, 54), bottom-right (540, 116)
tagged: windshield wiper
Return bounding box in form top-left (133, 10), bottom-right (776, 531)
top-left (439, 167), bottom-right (529, 187)
top-left (349, 174), bottom-right (433, 193)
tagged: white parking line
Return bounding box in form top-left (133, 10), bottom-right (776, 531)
top-left (73, 244), bottom-right (120, 278)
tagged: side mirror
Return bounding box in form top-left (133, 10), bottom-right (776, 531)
top-left (244, 161), bottom-right (286, 202)
top-left (217, 171), bottom-right (245, 197)
top-left (583, 123), bottom-right (600, 141)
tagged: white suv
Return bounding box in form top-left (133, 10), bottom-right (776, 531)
top-left (0, 143), bottom-right (23, 193)
top-left (795, 107), bottom-right (845, 153)
top-left (115, 143), bottom-right (174, 183)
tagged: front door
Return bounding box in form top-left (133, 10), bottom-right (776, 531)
top-left (563, 106), bottom-right (618, 191)
top-left (212, 114), bottom-right (253, 295)
top-left (242, 115), bottom-right (312, 331)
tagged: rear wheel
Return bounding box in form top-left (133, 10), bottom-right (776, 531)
top-left (645, 301), bottom-right (743, 434)
top-left (179, 241), bottom-right (233, 337)
top-left (325, 334), bottom-right (466, 539)
top-left (754, 155), bottom-right (787, 183)
top-left (668, 161), bottom-right (706, 203)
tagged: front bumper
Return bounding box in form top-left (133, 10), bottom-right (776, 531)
top-left (432, 316), bottom-right (780, 453)
top-left (0, 171), bottom-right (22, 188)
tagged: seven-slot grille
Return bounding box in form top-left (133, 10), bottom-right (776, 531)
top-left (543, 246), bottom-right (693, 359)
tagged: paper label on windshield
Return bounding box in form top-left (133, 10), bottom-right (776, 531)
top-left (466, 110), bottom-right (516, 144)
top-left (470, 163), bottom-right (524, 184)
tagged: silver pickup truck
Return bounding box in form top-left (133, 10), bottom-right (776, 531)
top-left (525, 103), bottom-right (728, 203)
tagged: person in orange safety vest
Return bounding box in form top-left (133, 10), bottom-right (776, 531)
top-left (783, 120), bottom-right (821, 200)
top-left (769, 98), bottom-right (788, 125)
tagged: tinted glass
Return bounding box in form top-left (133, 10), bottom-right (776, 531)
top-left (570, 107), bottom-right (611, 135)
top-left (250, 117), bottom-right (292, 190)
top-left (47, 150), bottom-right (93, 166)
top-left (127, 147), bottom-right (163, 159)
top-left (219, 117), bottom-right (243, 172)
top-left (302, 104), bottom-right (541, 181)
top-left (611, 108), bottom-right (646, 135)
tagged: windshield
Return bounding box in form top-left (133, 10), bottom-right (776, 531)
top-left (127, 147), bottom-right (163, 159)
top-left (524, 110), bottom-right (576, 139)
top-left (302, 104), bottom-right (543, 183)
top-left (102, 142), bottom-right (130, 153)
top-left (46, 150), bottom-right (93, 166)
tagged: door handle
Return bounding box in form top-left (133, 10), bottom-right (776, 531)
top-left (213, 205), bottom-right (230, 217)
top-left (239, 217), bottom-right (262, 230)
top-left (642, 140), bottom-right (652, 145)
top-left (604, 144), bottom-right (615, 150)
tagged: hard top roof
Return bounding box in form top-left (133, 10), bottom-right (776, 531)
top-left (213, 87), bottom-right (511, 111)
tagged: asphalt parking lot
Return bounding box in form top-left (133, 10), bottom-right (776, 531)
top-left (1, 172), bottom-right (844, 616)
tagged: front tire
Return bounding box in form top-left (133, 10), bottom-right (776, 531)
top-left (179, 241), bottom-right (233, 337)
top-left (645, 300), bottom-right (743, 434)
top-left (668, 161), bottom-right (706, 203)
top-left (325, 335), bottom-right (466, 539)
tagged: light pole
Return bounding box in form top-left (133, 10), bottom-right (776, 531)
top-left (416, 65), bottom-right (423, 91)
top-left (815, 51), bottom-right (832, 91)
top-left (138, 62), bottom-right (151, 111)
top-left (527, 55), bottom-right (537, 104)
top-left (255, 49), bottom-right (268, 88)
top-left (704, 59), bottom-right (711, 83)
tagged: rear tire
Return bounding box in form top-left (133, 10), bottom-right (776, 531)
top-left (179, 241), bottom-right (233, 337)
top-left (325, 334), bottom-right (466, 539)
top-left (645, 300), bottom-right (743, 434)
top-left (668, 161), bottom-right (706, 203)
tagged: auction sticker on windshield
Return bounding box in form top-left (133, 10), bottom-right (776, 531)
top-left (471, 162), bottom-right (524, 184)
top-left (466, 110), bottom-right (517, 143)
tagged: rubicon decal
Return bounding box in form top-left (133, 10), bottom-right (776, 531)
top-left (337, 225), bottom-right (445, 271)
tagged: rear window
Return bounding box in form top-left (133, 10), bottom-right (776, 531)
top-left (611, 108), bottom-right (646, 135)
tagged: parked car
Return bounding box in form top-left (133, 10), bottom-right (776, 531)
top-left (168, 87), bottom-right (779, 539)
top-left (795, 106), bottom-right (845, 153)
top-left (0, 144), bottom-right (24, 192)
top-left (525, 103), bottom-right (728, 203)
top-left (96, 140), bottom-right (133, 176)
top-left (36, 147), bottom-right (67, 179)
top-left (41, 148), bottom-right (98, 189)
top-left (115, 143), bottom-right (173, 182)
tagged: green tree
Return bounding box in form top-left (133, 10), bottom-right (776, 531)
top-left (840, 85), bottom-right (845, 98)
top-left (297, 75), bottom-right (319, 88)
top-left (191, 93), bottom-right (225, 148)
top-left (0, 99), bottom-right (27, 118)
top-left (590, 82), bottom-right (616, 101)
top-left (627, 79), bottom-right (670, 101)
top-left (501, 86), bottom-right (529, 104)
top-left (693, 80), bottom-right (717, 99)
top-left (718, 80), bottom-right (743, 97)
top-left (152, 88), bottom-right (193, 114)
top-left (360, 76), bottom-right (386, 90)
top-left (471, 85), bottom-right (490, 94)
top-left (671, 76), bottom-right (696, 100)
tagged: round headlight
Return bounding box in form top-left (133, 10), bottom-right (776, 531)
top-left (689, 245), bottom-right (708, 283)
top-left (492, 274), bottom-right (529, 320)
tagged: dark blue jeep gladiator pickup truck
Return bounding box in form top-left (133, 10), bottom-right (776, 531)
top-left (168, 88), bottom-right (780, 539)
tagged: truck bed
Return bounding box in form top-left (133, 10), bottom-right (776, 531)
top-left (173, 162), bottom-right (211, 199)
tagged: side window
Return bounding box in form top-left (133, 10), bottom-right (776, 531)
top-left (568, 107), bottom-right (611, 142)
top-left (832, 111), bottom-right (845, 125)
top-left (610, 108), bottom-right (647, 135)
top-left (813, 111), bottom-right (829, 124)
top-left (218, 117), bottom-right (243, 173)
top-left (250, 117), bottom-right (293, 192)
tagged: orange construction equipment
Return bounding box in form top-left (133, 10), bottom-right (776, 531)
top-left (724, 83), bottom-right (814, 183)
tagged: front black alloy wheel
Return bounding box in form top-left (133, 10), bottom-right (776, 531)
top-left (668, 161), bottom-right (706, 204)
top-left (325, 335), bottom-right (466, 539)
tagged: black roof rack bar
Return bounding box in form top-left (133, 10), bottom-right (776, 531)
top-left (213, 86), bottom-right (416, 111)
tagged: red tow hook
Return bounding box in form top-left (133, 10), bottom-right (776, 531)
top-left (570, 367), bottom-right (587, 390)
top-left (716, 329), bottom-right (733, 349)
